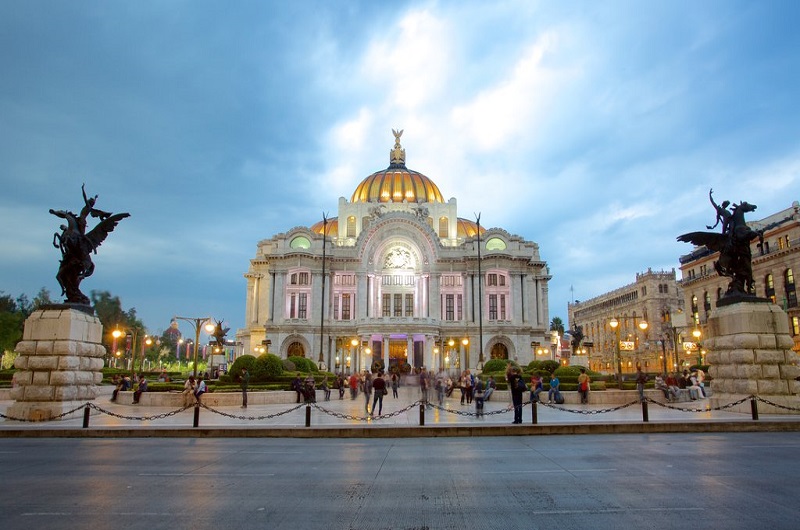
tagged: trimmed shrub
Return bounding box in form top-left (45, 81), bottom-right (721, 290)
top-left (256, 353), bottom-right (284, 379)
top-left (287, 356), bottom-right (319, 373)
top-left (282, 359), bottom-right (296, 372)
top-left (481, 359), bottom-right (510, 373)
top-left (228, 355), bottom-right (257, 381)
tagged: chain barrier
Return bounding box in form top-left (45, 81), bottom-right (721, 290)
top-left (755, 396), bottom-right (800, 412)
top-left (645, 395), bottom-right (753, 413)
top-left (312, 401), bottom-right (422, 422)
top-left (0, 402), bottom-right (89, 422)
top-left (88, 402), bottom-right (191, 421)
top-left (200, 402), bottom-right (306, 420)
top-left (428, 401), bottom-right (523, 418)
top-left (537, 399), bottom-right (641, 415)
top-left (2, 394), bottom-right (798, 426)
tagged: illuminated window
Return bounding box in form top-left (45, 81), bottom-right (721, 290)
top-left (438, 217), bottom-right (448, 238)
top-left (347, 216), bottom-right (356, 238)
top-left (290, 236), bottom-right (310, 249)
top-left (485, 237), bottom-right (506, 251)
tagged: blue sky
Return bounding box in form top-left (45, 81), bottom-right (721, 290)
top-left (1, 1), bottom-right (799, 341)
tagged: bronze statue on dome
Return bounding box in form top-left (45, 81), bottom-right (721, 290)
top-left (390, 128), bottom-right (406, 167)
top-left (677, 189), bottom-right (763, 304)
top-left (50, 184), bottom-right (130, 305)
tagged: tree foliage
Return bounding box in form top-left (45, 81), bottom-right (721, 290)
top-left (549, 316), bottom-right (565, 335)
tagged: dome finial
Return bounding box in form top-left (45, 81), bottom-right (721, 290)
top-left (390, 128), bottom-right (405, 167)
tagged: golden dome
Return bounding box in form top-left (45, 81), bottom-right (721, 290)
top-left (310, 217), bottom-right (339, 235)
top-left (456, 218), bottom-right (486, 238)
top-left (350, 130), bottom-right (444, 204)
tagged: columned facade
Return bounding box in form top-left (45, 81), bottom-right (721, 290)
top-left (236, 131), bottom-right (551, 374)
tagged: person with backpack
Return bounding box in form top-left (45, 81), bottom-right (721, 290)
top-left (547, 373), bottom-right (561, 404)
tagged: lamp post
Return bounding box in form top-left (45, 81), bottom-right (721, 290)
top-left (112, 326), bottom-right (145, 381)
top-left (462, 337), bottom-right (470, 370)
top-left (174, 316), bottom-right (214, 379)
top-left (609, 317), bottom-right (648, 388)
top-left (692, 328), bottom-right (703, 366)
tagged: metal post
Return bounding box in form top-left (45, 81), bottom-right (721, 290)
top-left (531, 400), bottom-right (538, 424)
top-left (750, 397), bottom-right (759, 420)
top-left (82, 405), bottom-right (90, 428)
top-left (305, 403), bottom-right (311, 427)
top-left (641, 400), bottom-right (649, 422)
top-left (419, 402), bottom-right (425, 426)
top-left (193, 403), bottom-right (200, 428)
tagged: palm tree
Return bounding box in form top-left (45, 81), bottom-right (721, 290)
top-left (549, 317), bottom-right (565, 335)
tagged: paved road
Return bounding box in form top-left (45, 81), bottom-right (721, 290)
top-left (1, 432), bottom-right (798, 530)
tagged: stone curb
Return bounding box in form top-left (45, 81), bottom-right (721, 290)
top-left (1, 420), bottom-right (799, 438)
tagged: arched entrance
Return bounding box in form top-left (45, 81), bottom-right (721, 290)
top-left (490, 343), bottom-right (508, 359)
top-left (287, 341), bottom-right (305, 357)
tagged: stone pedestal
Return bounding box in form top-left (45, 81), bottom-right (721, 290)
top-left (6, 308), bottom-right (105, 421)
top-left (706, 302), bottom-right (800, 414)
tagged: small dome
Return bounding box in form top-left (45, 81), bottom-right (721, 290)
top-left (310, 217), bottom-right (339, 235)
top-left (350, 130), bottom-right (444, 204)
top-left (456, 218), bottom-right (486, 238)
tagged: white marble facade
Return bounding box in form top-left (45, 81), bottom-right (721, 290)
top-left (236, 133), bottom-right (551, 373)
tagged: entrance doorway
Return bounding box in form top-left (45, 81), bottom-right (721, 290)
top-left (388, 341), bottom-right (409, 372)
top-left (490, 343), bottom-right (508, 359)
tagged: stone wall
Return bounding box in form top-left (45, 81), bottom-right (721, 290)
top-left (706, 302), bottom-right (800, 414)
top-left (7, 308), bottom-right (105, 420)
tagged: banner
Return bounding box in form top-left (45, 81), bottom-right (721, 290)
top-left (620, 341), bottom-right (635, 351)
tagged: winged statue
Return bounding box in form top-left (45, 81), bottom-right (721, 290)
top-left (677, 189), bottom-right (759, 297)
top-left (50, 185), bottom-right (130, 305)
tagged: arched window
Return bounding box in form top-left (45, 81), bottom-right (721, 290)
top-left (703, 292), bottom-right (711, 312)
top-left (290, 236), bottom-right (310, 249)
top-left (438, 217), bottom-right (448, 238)
top-left (347, 216), bottom-right (356, 238)
top-left (765, 273), bottom-right (776, 303)
top-left (785, 269), bottom-right (797, 308)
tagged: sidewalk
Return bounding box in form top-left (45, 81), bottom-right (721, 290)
top-left (2, 385), bottom-right (799, 437)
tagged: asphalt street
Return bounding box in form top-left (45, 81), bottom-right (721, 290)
top-left (1, 432), bottom-right (799, 530)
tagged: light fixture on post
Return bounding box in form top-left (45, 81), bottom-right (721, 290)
top-left (692, 328), bottom-right (703, 366)
top-left (462, 337), bottom-right (470, 370)
top-left (318, 212), bottom-right (329, 372)
top-left (174, 316), bottom-right (214, 379)
top-left (609, 317), bottom-right (622, 389)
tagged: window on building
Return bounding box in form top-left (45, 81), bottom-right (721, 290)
top-left (487, 274), bottom-right (498, 286)
top-left (704, 292), bottom-right (711, 312)
top-left (342, 294), bottom-right (351, 320)
top-left (333, 295), bottom-right (339, 320)
top-left (438, 217), bottom-right (448, 238)
top-left (445, 294), bottom-right (454, 321)
top-left (765, 273), bottom-right (776, 303)
top-left (347, 216), bottom-right (356, 238)
top-left (488, 294), bottom-right (498, 320)
top-left (405, 294), bottom-right (413, 317)
top-left (785, 268), bottom-right (797, 308)
top-left (793, 317), bottom-right (799, 336)
top-left (394, 294), bottom-right (402, 316)
top-left (500, 295), bottom-right (506, 320)
top-left (457, 294), bottom-right (463, 320)
top-left (290, 294), bottom-right (296, 318)
top-left (382, 294), bottom-right (391, 317)
top-left (298, 293), bottom-right (307, 319)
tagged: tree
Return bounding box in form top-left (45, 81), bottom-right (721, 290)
top-left (550, 317), bottom-right (565, 335)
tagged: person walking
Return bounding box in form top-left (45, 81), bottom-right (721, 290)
top-left (292, 375), bottom-right (303, 403)
top-left (577, 368), bottom-right (591, 404)
top-left (391, 372), bottom-right (399, 398)
top-left (507, 367), bottom-right (525, 424)
top-left (337, 373), bottom-right (346, 399)
top-left (240, 368), bottom-right (250, 408)
top-left (474, 376), bottom-right (485, 418)
top-left (321, 376), bottom-right (331, 401)
top-left (371, 372), bottom-right (386, 415)
top-left (362, 371), bottom-right (373, 414)
top-left (636, 368), bottom-right (648, 402)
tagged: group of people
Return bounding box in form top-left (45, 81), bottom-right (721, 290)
top-left (110, 374), bottom-right (149, 404)
top-left (654, 369), bottom-right (707, 402)
top-left (181, 375), bottom-right (208, 407)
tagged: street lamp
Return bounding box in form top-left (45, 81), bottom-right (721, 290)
top-left (609, 317), bottom-right (648, 388)
top-left (174, 316), bottom-right (215, 378)
top-left (112, 326), bottom-right (146, 380)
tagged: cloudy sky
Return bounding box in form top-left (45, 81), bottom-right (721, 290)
top-left (1, 1), bottom-right (798, 341)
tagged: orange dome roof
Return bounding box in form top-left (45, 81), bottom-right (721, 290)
top-left (310, 217), bottom-right (339, 235)
top-left (351, 168), bottom-right (444, 204)
top-left (456, 218), bottom-right (485, 238)
top-left (350, 129), bottom-right (444, 204)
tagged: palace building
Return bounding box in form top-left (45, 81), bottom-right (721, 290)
top-left (235, 131), bottom-right (551, 373)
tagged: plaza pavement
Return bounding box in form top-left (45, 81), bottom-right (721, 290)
top-left (1, 384), bottom-right (799, 437)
